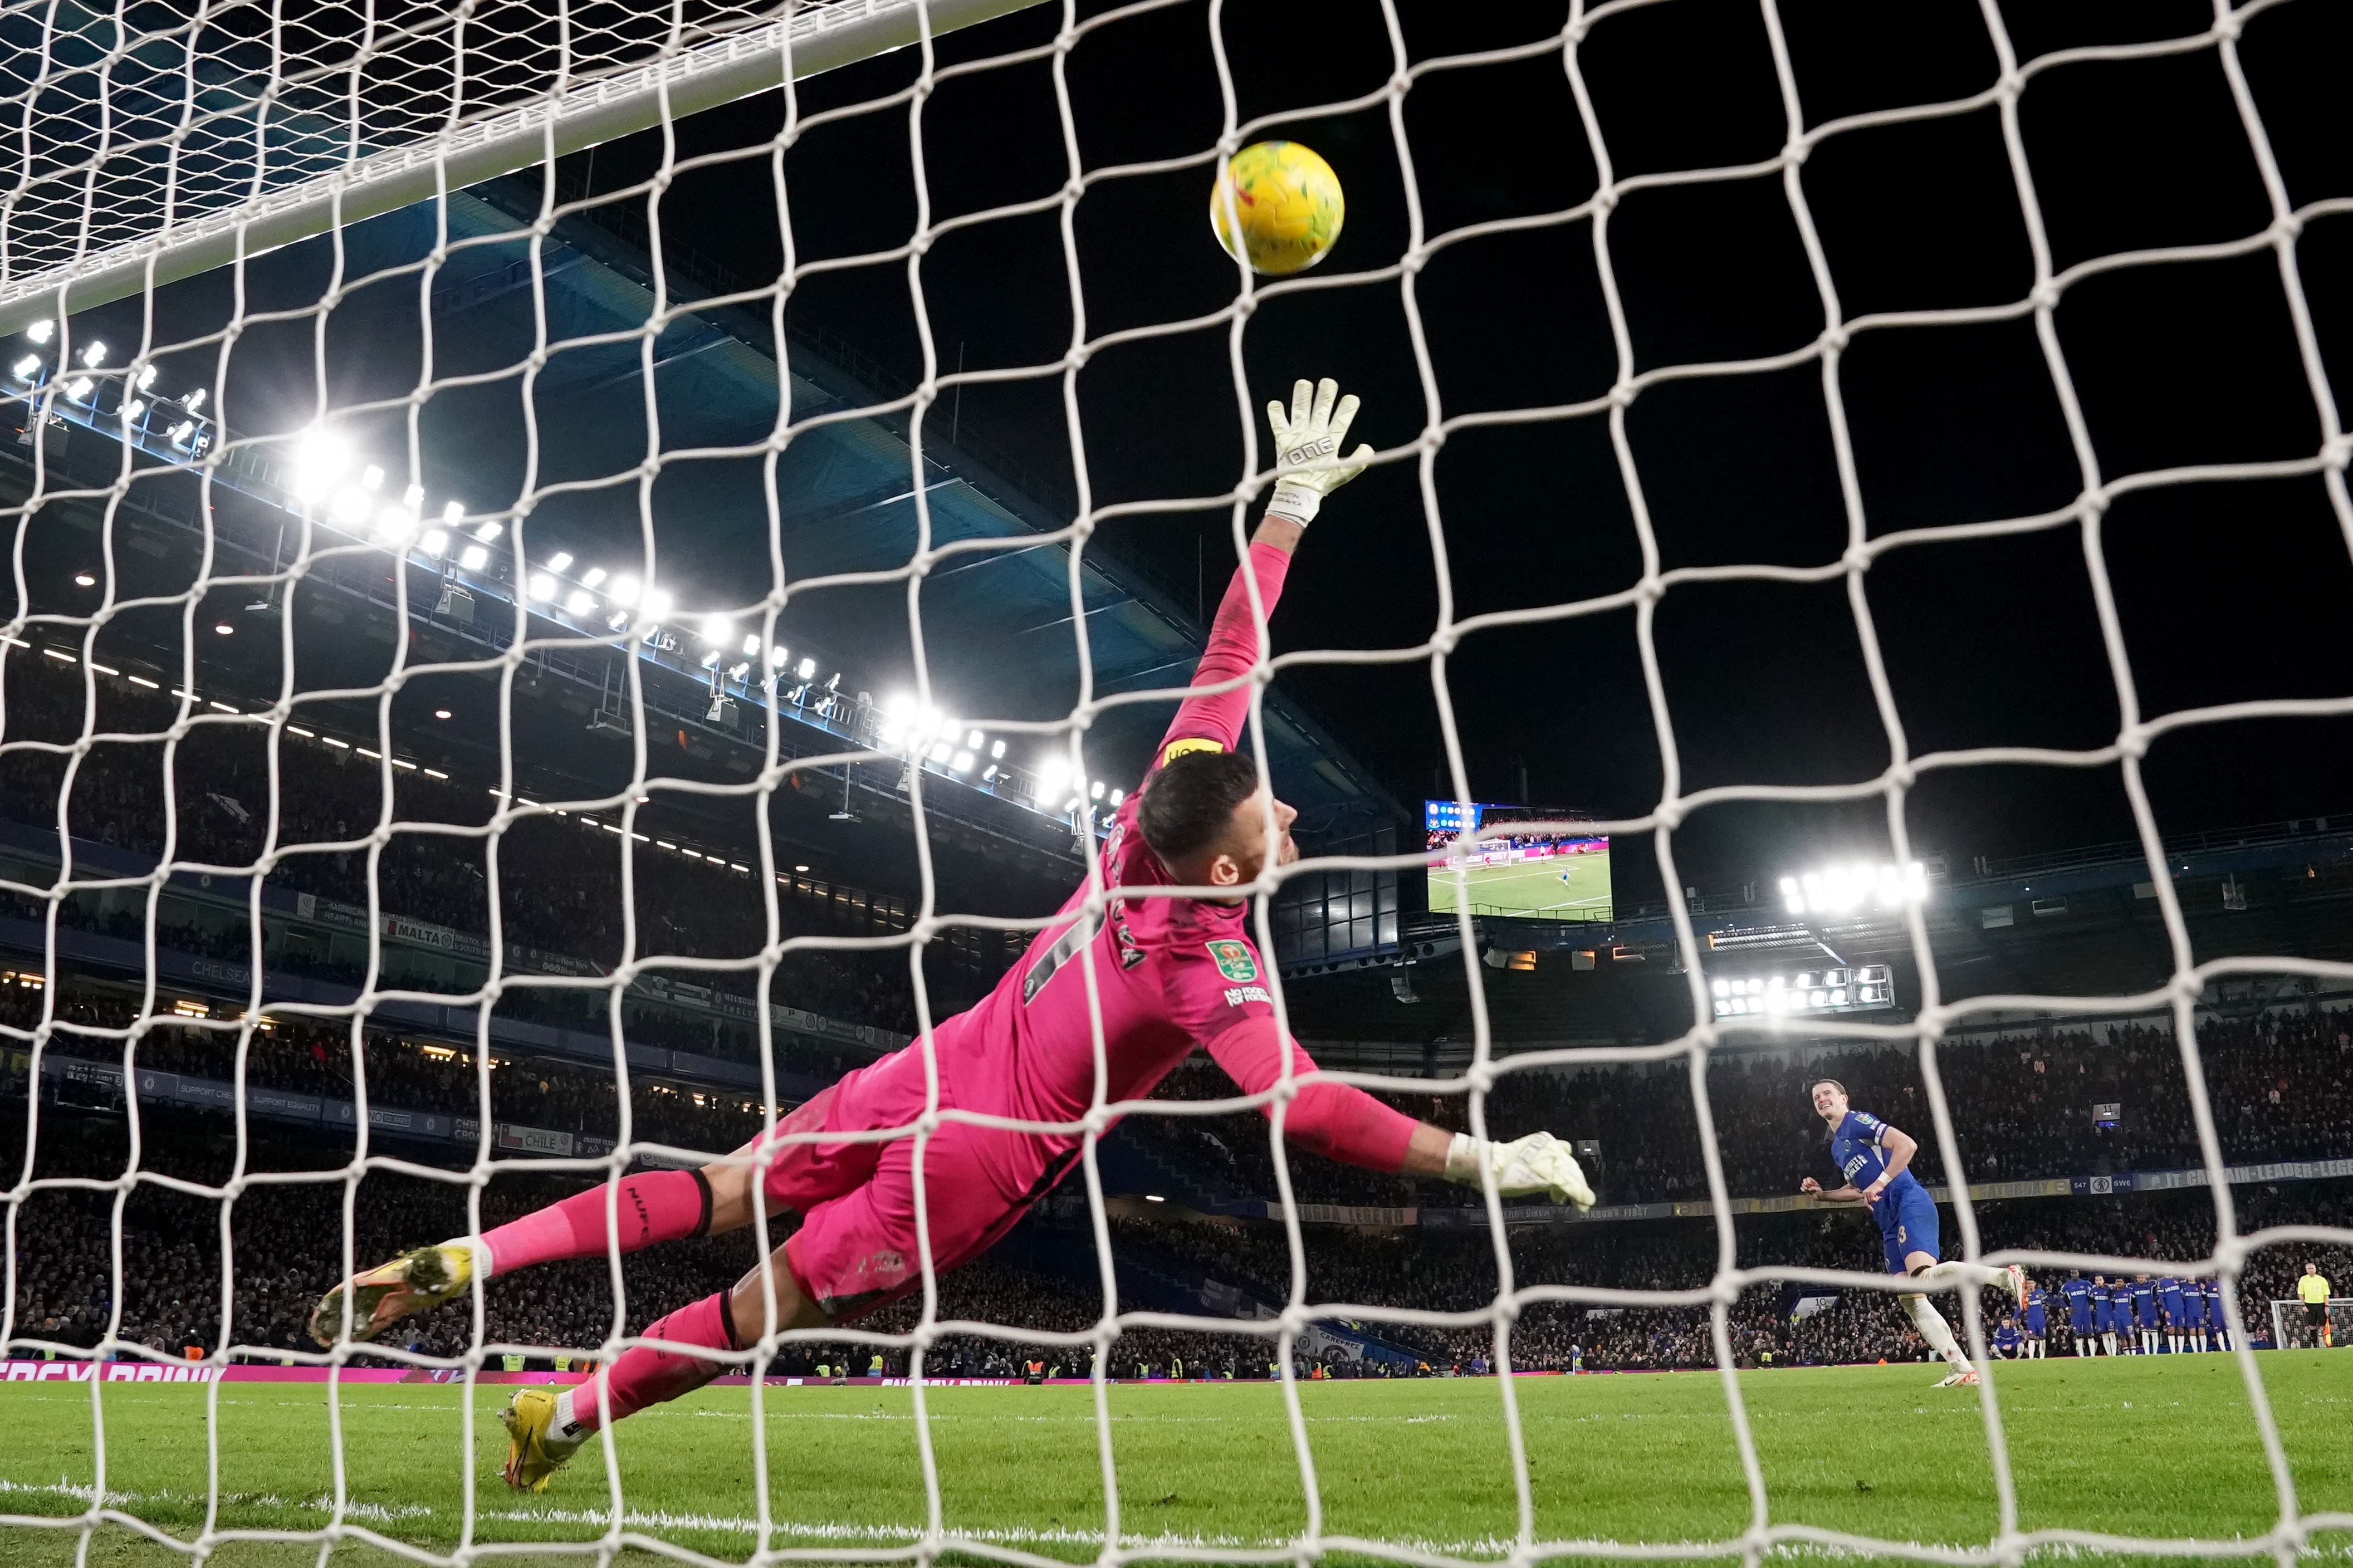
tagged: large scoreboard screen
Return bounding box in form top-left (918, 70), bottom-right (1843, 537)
top-left (1424, 801), bottom-right (1612, 922)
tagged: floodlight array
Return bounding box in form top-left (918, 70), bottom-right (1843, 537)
top-left (1709, 964), bottom-right (1895, 1019)
top-left (1779, 860), bottom-right (1930, 917)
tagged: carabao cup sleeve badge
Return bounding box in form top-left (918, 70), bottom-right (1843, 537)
top-left (1205, 939), bottom-right (1259, 982)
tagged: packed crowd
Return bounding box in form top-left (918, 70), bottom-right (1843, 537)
top-left (0, 1121), bottom-right (1293, 1377)
top-left (1108, 1184), bottom-right (2351, 1373)
top-left (0, 658), bottom-right (948, 1035)
top-left (9, 1101), bottom-right (2340, 1383)
top-left (0, 978), bottom-right (785, 1153)
top-left (1122, 1008), bottom-right (2353, 1209)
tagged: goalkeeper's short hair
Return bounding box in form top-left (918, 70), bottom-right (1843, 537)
top-left (1137, 749), bottom-right (1262, 863)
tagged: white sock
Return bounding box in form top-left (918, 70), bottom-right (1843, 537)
top-left (549, 1389), bottom-right (590, 1452)
top-left (1912, 1261), bottom-right (2012, 1294)
top-left (1905, 1296), bottom-right (1970, 1370)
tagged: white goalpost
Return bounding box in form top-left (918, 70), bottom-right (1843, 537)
top-left (2268, 1297), bottom-right (2350, 1351)
top-left (4, 0), bottom-right (2352, 1562)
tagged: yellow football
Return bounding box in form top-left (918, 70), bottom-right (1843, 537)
top-left (1209, 141), bottom-right (1345, 276)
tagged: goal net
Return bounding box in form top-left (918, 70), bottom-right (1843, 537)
top-left (2269, 1298), bottom-right (2351, 1351)
top-left (3, 0), bottom-right (2350, 1561)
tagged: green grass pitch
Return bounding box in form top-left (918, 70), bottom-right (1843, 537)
top-left (1, 1355), bottom-right (2347, 1565)
top-left (1430, 849), bottom-right (1613, 920)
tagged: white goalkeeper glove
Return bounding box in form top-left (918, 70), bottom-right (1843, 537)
top-left (1444, 1130), bottom-right (1596, 1209)
top-left (1264, 376), bottom-right (1373, 526)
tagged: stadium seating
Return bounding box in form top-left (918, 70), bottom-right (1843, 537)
top-left (8, 1114), bottom-right (2342, 1378)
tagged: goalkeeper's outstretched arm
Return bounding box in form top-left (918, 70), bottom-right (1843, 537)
top-left (1204, 1018), bottom-right (1596, 1209)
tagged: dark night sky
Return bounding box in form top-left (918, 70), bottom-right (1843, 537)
top-left (756, 0), bottom-right (2348, 906)
top-left (66, 0), bottom-right (2353, 908)
top-left (573, 0), bottom-right (2353, 906)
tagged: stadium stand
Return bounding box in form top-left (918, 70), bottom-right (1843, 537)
top-left (8, 1111), bottom-right (2342, 1378)
top-left (1117, 1007), bottom-right (2353, 1211)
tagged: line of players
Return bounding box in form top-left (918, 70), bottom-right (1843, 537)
top-left (1990, 1273), bottom-right (2234, 1359)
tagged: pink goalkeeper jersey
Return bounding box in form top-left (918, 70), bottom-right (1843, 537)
top-left (922, 541), bottom-right (1419, 1206)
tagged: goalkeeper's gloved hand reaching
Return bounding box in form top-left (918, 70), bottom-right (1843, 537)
top-left (1265, 376), bottom-right (1373, 526)
top-left (1444, 1130), bottom-right (1596, 1209)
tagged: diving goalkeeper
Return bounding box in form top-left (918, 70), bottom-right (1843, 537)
top-left (309, 379), bottom-right (1595, 1491)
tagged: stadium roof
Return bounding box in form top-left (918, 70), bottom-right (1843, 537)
top-left (6, 176), bottom-right (1403, 885)
top-left (385, 177), bottom-right (1401, 837)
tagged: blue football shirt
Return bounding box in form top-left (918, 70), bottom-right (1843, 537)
top-left (1828, 1109), bottom-right (1928, 1228)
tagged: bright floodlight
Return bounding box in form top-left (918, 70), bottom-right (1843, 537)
top-left (640, 588), bottom-right (673, 623)
top-left (374, 503), bottom-right (417, 545)
top-left (184, 386), bottom-right (207, 411)
top-left (951, 751), bottom-right (974, 773)
top-left (419, 529), bottom-right (449, 557)
top-left (701, 614), bottom-right (733, 645)
top-left (740, 633), bottom-right (760, 657)
top-left (65, 376), bottom-right (92, 400)
top-left (526, 572), bottom-right (556, 601)
top-left (566, 589), bottom-right (595, 615)
top-left (582, 567), bottom-right (606, 588)
top-left (547, 551), bottom-right (573, 573)
top-left (26, 320), bottom-right (52, 344)
top-left (1779, 860), bottom-right (1928, 916)
top-left (125, 399), bottom-right (146, 421)
top-left (885, 693), bottom-right (915, 719)
top-left (797, 658), bottom-right (816, 680)
top-left (1037, 758), bottom-right (1069, 802)
top-left (11, 355), bottom-right (38, 379)
top-left (136, 364), bottom-right (156, 389)
top-left (607, 574), bottom-right (640, 607)
top-left (359, 464), bottom-right (383, 491)
top-left (473, 521), bottom-right (502, 541)
top-left (459, 545), bottom-right (489, 570)
top-left (80, 341), bottom-right (105, 367)
top-left (291, 433), bottom-right (348, 501)
top-left (769, 644), bottom-right (790, 667)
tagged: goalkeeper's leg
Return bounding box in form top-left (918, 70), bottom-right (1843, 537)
top-left (510, 1119), bottom-right (1028, 1491)
top-left (310, 1082), bottom-right (857, 1345)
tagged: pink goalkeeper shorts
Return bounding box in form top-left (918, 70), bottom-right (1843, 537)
top-left (762, 1047), bottom-right (1062, 1323)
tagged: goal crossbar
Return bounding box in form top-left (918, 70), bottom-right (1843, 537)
top-left (0, 0), bottom-right (1047, 338)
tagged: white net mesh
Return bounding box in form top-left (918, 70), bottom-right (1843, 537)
top-left (3, 0), bottom-right (2351, 1560)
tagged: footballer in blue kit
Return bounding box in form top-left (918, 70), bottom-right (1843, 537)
top-left (1992, 1315), bottom-right (2022, 1359)
top-left (2062, 1275), bottom-right (2097, 1355)
top-left (1799, 1079), bottom-right (2028, 1386)
top-left (2158, 1276), bottom-right (2186, 1353)
top-left (2206, 1277), bottom-right (2232, 1350)
top-left (2131, 1275), bottom-right (2160, 1353)
top-left (2022, 1282), bottom-right (2047, 1357)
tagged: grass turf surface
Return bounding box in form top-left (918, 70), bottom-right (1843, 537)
top-left (1, 1354), bottom-right (2348, 1565)
top-left (1430, 849), bottom-right (1613, 920)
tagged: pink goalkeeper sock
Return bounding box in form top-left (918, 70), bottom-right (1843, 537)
top-left (569, 1291), bottom-right (738, 1434)
top-left (476, 1169), bottom-right (713, 1277)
